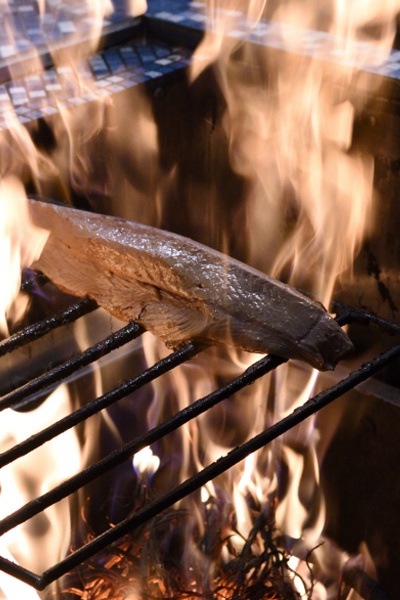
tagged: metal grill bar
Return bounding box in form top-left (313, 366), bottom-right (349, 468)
top-left (0, 321), bottom-right (144, 412)
top-left (0, 354), bottom-right (286, 537)
top-left (333, 300), bottom-right (400, 334)
top-left (0, 557), bottom-right (41, 591)
top-left (0, 335), bottom-right (399, 590)
top-left (0, 297), bottom-right (97, 358)
top-left (0, 341), bottom-right (202, 469)
top-left (0, 288), bottom-right (399, 591)
top-left (37, 339), bottom-right (400, 590)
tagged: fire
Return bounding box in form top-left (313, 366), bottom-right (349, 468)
top-left (0, 552), bottom-right (40, 600)
top-left (187, 0), bottom-right (400, 596)
top-left (132, 446), bottom-right (160, 479)
top-left (0, 1), bottom-right (151, 597)
top-left (190, 1), bottom-right (390, 303)
top-left (0, 0), bottom-right (133, 339)
top-left (0, 385), bottom-right (82, 599)
top-left (0, 176), bottom-right (48, 334)
top-left (0, 0), bottom-right (398, 598)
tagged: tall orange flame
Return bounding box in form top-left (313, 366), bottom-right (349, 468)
top-left (0, 0), bottom-right (398, 596)
top-left (187, 0), bottom-right (400, 593)
top-left (0, 176), bottom-right (48, 333)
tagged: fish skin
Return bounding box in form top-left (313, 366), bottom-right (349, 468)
top-left (28, 200), bottom-right (353, 370)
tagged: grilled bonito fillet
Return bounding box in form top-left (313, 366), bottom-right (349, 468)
top-left (28, 200), bottom-right (353, 370)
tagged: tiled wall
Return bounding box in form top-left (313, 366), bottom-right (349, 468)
top-left (0, 1), bottom-right (192, 130)
top-left (0, 0), bottom-right (141, 66)
top-left (0, 41), bottom-right (191, 130)
top-left (0, 0), bottom-right (400, 131)
top-left (146, 0), bottom-right (400, 79)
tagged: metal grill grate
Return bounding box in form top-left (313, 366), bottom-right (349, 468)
top-left (0, 275), bottom-right (399, 591)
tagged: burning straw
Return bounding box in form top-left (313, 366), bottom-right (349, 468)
top-left (61, 485), bottom-right (305, 600)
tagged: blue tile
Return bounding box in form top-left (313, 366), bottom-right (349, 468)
top-left (153, 43), bottom-right (172, 59)
top-left (120, 46), bottom-right (141, 68)
top-left (149, 63), bottom-right (177, 74)
top-left (27, 110), bottom-right (45, 120)
top-left (89, 55), bottom-right (110, 78)
top-left (144, 69), bottom-right (163, 78)
top-left (121, 79), bottom-right (137, 89)
top-left (136, 44), bottom-right (157, 64)
top-left (26, 76), bottom-right (44, 92)
top-left (10, 13), bottom-right (24, 30)
top-left (132, 72), bottom-right (152, 83)
top-left (30, 34), bottom-right (46, 45)
top-left (103, 49), bottom-right (125, 74)
top-left (146, 0), bottom-right (191, 14)
top-left (169, 60), bottom-right (190, 71)
top-left (0, 0), bottom-right (143, 72)
top-left (42, 71), bottom-right (58, 84)
top-left (0, 36), bottom-right (187, 129)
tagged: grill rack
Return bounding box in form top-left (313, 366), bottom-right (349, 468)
top-left (0, 276), bottom-right (399, 591)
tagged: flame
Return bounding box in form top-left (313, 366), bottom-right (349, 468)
top-left (0, 0), bottom-right (152, 213)
top-left (0, 1), bottom-right (147, 595)
top-left (189, 1), bottom-right (396, 303)
top-left (0, 0), bottom-right (127, 337)
top-left (0, 0), bottom-right (397, 596)
top-left (124, 1), bottom-right (148, 18)
top-left (0, 176), bottom-right (48, 334)
top-left (0, 547), bottom-right (41, 600)
top-left (186, 0), bottom-right (400, 595)
top-left (133, 446), bottom-right (160, 479)
top-left (0, 385), bottom-right (82, 598)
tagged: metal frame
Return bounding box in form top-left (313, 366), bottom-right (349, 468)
top-left (0, 280), bottom-right (399, 591)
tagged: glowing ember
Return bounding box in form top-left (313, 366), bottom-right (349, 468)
top-left (64, 497), bottom-right (304, 600)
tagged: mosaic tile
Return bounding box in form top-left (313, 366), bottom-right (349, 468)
top-left (90, 56), bottom-right (110, 78)
top-left (136, 45), bottom-right (158, 64)
top-left (0, 45), bottom-right (16, 59)
top-left (122, 79), bottom-right (137, 88)
top-left (57, 21), bottom-right (76, 34)
top-left (25, 110), bottom-right (43, 120)
top-left (108, 83), bottom-right (125, 92)
top-left (45, 83), bottom-right (62, 91)
top-left (0, 37), bottom-right (192, 128)
top-left (146, 0), bottom-right (400, 82)
top-left (104, 50), bottom-right (126, 74)
top-left (154, 44), bottom-right (173, 59)
top-left (95, 80), bottom-right (111, 88)
top-left (168, 53), bottom-right (183, 61)
top-left (155, 58), bottom-right (172, 66)
top-left (144, 70), bottom-right (163, 78)
top-left (40, 105), bottom-right (59, 115)
top-left (68, 97), bottom-right (87, 106)
top-left (9, 85), bottom-right (26, 94)
top-left (29, 90), bottom-right (46, 98)
top-left (120, 50), bottom-right (141, 68)
top-left (15, 106), bottom-right (30, 114)
top-left (0, 0), bottom-right (144, 79)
